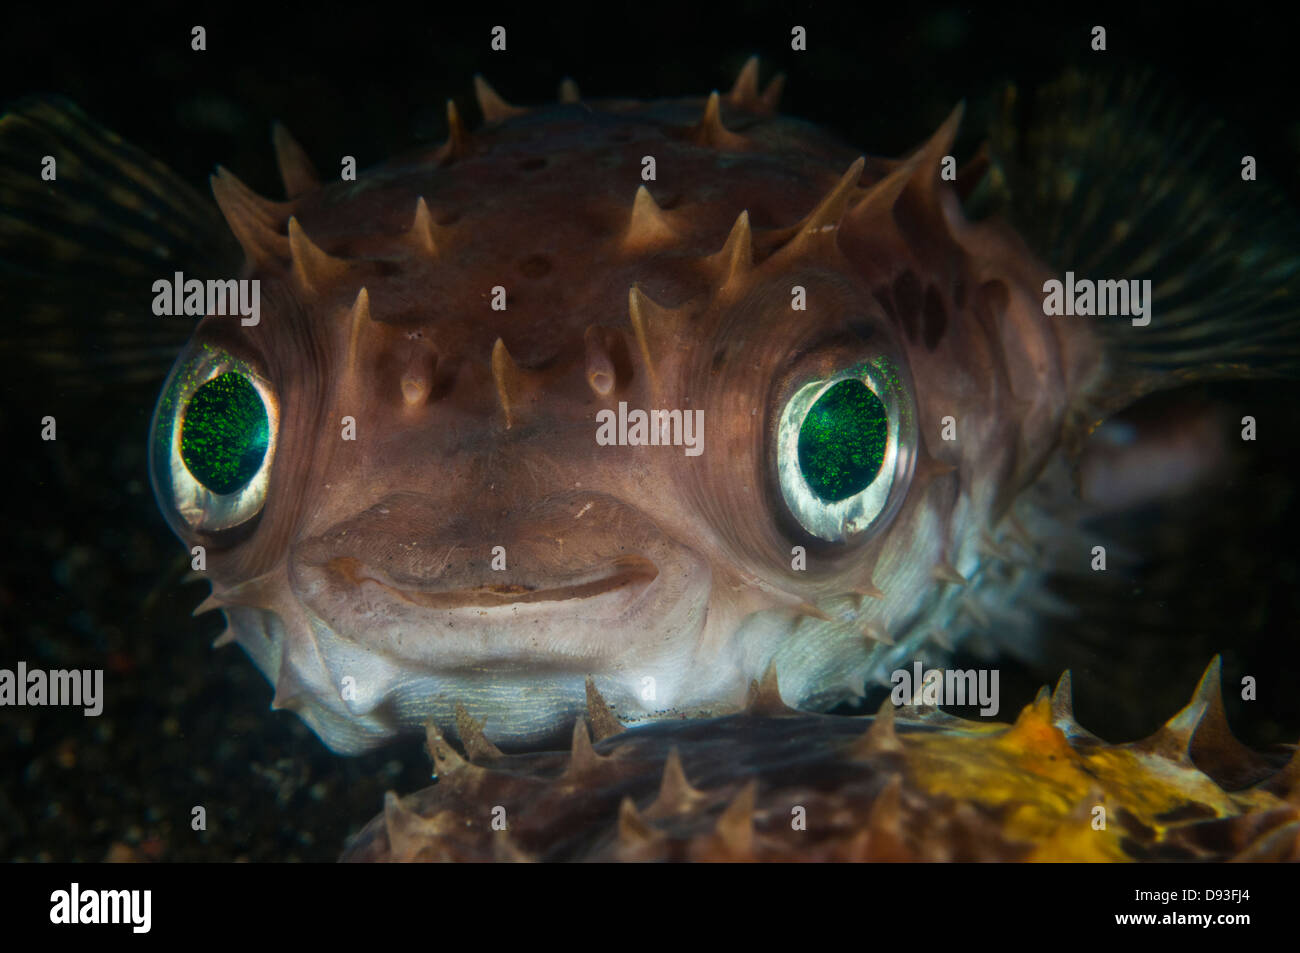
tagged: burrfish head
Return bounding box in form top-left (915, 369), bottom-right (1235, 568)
top-left (146, 70), bottom-right (1181, 755)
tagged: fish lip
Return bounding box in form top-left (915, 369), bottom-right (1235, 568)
top-left (320, 553), bottom-right (661, 614)
top-left (288, 491), bottom-right (708, 663)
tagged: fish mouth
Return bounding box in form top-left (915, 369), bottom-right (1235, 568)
top-left (318, 553), bottom-right (660, 614)
top-left (286, 491), bottom-right (711, 669)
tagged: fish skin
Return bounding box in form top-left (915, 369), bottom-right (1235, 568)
top-left (341, 663), bottom-right (1300, 862)
top-left (145, 74), bottom-right (1191, 755)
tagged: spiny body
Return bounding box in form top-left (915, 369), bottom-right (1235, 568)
top-left (343, 660), bottom-right (1300, 862)
top-left (148, 63), bottom-right (1100, 754)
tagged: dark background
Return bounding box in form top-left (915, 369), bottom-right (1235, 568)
top-left (1, 2), bottom-right (1297, 860)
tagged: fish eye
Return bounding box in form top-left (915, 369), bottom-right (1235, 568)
top-left (775, 356), bottom-right (916, 542)
top-left (149, 344), bottom-right (278, 535)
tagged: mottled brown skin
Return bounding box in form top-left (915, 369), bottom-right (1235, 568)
top-left (163, 68), bottom-right (1110, 758)
top-left (342, 664), bottom-right (1300, 862)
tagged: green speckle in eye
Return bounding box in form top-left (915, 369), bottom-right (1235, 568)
top-left (797, 379), bottom-right (888, 502)
top-left (180, 372), bottom-right (269, 494)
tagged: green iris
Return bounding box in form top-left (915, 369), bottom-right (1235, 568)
top-left (797, 379), bottom-right (888, 502)
top-left (180, 372), bottom-right (269, 494)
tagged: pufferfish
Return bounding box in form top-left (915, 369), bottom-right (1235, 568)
top-left (154, 71), bottom-right (1072, 752)
top-left (6, 60), bottom-right (1297, 861)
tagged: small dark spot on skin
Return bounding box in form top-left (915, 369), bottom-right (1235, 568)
top-left (518, 255), bottom-right (552, 279)
top-left (922, 285), bottom-right (948, 351)
top-left (892, 270), bottom-right (922, 317)
top-left (518, 156), bottom-right (547, 172)
top-left (892, 270), bottom-right (922, 343)
top-left (846, 318), bottom-right (876, 343)
top-left (874, 285), bottom-right (897, 321)
top-left (372, 260), bottom-right (402, 277)
top-left (979, 278), bottom-right (1010, 317)
top-left (711, 348), bottom-right (727, 371)
top-left (435, 209), bottom-right (461, 226)
top-left (657, 192), bottom-right (682, 210)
